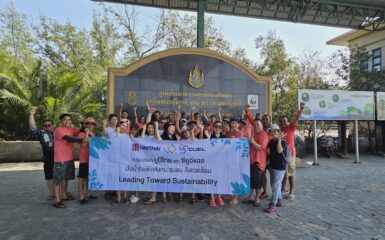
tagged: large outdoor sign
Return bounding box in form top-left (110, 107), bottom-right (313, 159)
top-left (88, 137), bottom-right (250, 195)
top-left (298, 89), bottom-right (375, 120)
top-left (108, 48), bottom-right (271, 117)
top-left (377, 92), bottom-right (385, 121)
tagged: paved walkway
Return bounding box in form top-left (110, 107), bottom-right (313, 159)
top-left (0, 155), bottom-right (384, 240)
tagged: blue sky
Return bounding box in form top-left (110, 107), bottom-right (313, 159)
top-left (1, 0), bottom-right (349, 61)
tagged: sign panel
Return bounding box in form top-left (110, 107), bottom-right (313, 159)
top-left (109, 49), bottom-right (270, 117)
top-left (377, 92), bottom-right (385, 121)
top-left (298, 89), bottom-right (374, 120)
top-left (88, 137), bottom-right (250, 195)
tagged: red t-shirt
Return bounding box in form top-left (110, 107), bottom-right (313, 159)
top-left (281, 122), bottom-right (296, 157)
top-left (78, 132), bottom-right (96, 163)
top-left (135, 117), bottom-right (144, 129)
top-left (225, 130), bottom-right (245, 138)
top-left (250, 130), bottom-right (269, 171)
top-left (54, 127), bottom-right (79, 162)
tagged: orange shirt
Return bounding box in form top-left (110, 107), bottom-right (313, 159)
top-left (281, 122), bottom-right (296, 157)
top-left (78, 132), bottom-right (96, 163)
top-left (54, 127), bottom-right (79, 162)
top-left (250, 130), bottom-right (269, 171)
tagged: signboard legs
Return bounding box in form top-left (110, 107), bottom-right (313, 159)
top-left (353, 120), bottom-right (361, 164)
top-left (312, 120), bottom-right (319, 166)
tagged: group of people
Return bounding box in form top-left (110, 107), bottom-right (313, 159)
top-left (29, 101), bottom-right (305, 214)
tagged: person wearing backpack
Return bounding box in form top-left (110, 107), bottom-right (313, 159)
top-left (265, 125), bottom-right (288, 214)
top-left (279, 102), bottom-right (305, 200)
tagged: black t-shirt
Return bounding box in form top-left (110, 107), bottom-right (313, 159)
top-left (31, 127), bottom-right (54, 162)
top-left (162, 134), bottom-right (178, 141)
top-left (268, 139), bottom-right (287, 170)
top-left (210, 132), bottom-right (226, 139)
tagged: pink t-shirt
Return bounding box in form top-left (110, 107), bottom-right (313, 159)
top-left (250, 130), bottom-right (269, 171)
top-left (281, 122), bottom-right (296, 157)
top-left (135, 117), bottom-right (144, 129)
top-left (54, 127), bottom-right (79, 162)
top-left (78, 132), bottom-right (96, 163)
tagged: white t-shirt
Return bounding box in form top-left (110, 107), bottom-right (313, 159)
top-left (105, 127), bottom-right (117, 138)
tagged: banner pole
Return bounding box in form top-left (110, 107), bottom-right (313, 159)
top-left (354, 120), bottom-right (360, 164)
top-left (313, 120), bottom-right (319, 166)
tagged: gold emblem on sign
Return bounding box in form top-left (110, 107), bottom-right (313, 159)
top-left (188, 64), bottom-right (205, 89)
top-left (127, 91), bottom-right (137, 106)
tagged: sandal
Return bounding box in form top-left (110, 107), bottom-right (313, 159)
top-left (53, 201), bottom-right (65, 208)
top-left (144, 200), bottom-right (157, 205)
top-left (79, 199), bottom-right (88, 204)
top-left (111, 200), bottom-right (120, 206)
top-left (46, 195), bottom-right (55, 201)
top-left (229, 198), bottom-right (239, 206)
top-left (88, 195), bottom-right (98, 200)
top-left (260, 192), bottom-right (268, 199)
top-left (177, 196), bottom-right (184, 203)
top-left (191, 198), bottom-right (197, 205)
top-left (209, 198), bottom-right (217, 207)
top-left (253, 201), bottom-right (261, 207)
top-left (242, 198), bottom-right (254, 204)
top-left (62, 195), bottom-right (75, 201)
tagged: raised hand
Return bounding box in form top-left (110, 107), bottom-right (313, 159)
top-left (120, 103), bottom-right (124, 109)
top-left (300, 102), bottom-right (305, 110)
top-left (29, 107), bottom-right (37, 115)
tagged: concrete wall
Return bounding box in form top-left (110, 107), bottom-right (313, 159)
top-left (0, 141), bottom-right (79, 163)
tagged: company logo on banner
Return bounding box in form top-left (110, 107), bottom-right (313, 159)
top-left (88, 137), bottom-right (250, 195)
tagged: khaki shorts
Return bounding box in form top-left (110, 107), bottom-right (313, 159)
top-left (286, 156), bottom-right (296, 177)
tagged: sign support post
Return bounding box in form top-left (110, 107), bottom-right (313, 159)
top-left (353, 120), bottom-right (361, 164)
top-left (312, 120), bottom-right (319, 166)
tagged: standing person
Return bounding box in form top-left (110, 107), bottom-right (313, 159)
top-left (279, 102), bottom-right (305, 200)
top-left (52, 113), bottom-right (83, 208)
top-left (225, 118), bottom-right (245, 206)
top-left (111, 122), bottom-right (130, 206)
top-left (265, 125), bottom-right (288, 214)
top-left (133, 106), bottom-right (145, 130)
top-left (260, 113), bottom-right (276, 199)
top-left (243, 119), bottom-right (269, 207)
top-left (242, 104), bottom-right (254, 138)
top-left (29, 108), bottom-right (55, 200)
top-left (207, 121), bottom-right (226, 207)
top-left (77, 118), bottom-right (97, 204)
top-left (103, 114), bottom-right (119, 138)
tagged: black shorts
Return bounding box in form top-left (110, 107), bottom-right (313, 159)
top-left (43, 161), bottom-right (54, 180)
top-left (53, 161), bottom-right (75, 184)
top-left (250, 164), bottom-right (264, 189)
top-left (78, 163), bottom-right (89, 178)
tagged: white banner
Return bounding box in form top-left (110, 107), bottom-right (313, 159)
top-left (298, 89), bottom-right (375, 120)
top-left (88, 137), bottom-right (250, 195)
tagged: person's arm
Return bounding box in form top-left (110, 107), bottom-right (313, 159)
top-left (145, 100), bottom-right (155, 124)
top-left (292, 102), bottom-right (305, 126)
top-left (102, 119), bottom-right (108, 137)
top-left (175, 114), bottom-right (181, 134)
top-left (277, 134), bottom-right (283, 154)
top-left (154, 121), bottom-right (161, 140)
top-left (119, 103), bottom-right (124, 119)
top-left (218, 108), bottom-right (223, 123)
top-left (190, 106), bottom-right (196, 121)
top-left (141, 124), bottom-right (147, 138)
top-left (29, 107), bottom-right (37, 130)
top-left (246, 111), bottom-right (254, 124)
top-left (191, 126), bottom-right (197, 140)
top-left (62, 135), bottom-right (83, 143)
top-left (203, 109), bottom-right (209, 121)
top-left (198, 123), bottom-right (204, 139)
top-left (249, 137), bottom-right (262, 150)
top-left (133, 106), bottom-right (139, 125)
top-left (80, 130), bottom-right (89, 147)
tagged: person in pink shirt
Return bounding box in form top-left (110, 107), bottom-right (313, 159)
top-left (243, 119), bottom-right (269, 207)
top-left (225, 118), bottom-right (245, 206)
top-left (52, 113), bottom-right (83, 208)
top-left (279, 102), bottom-right (305, 200)
top-left (133, 106), bottom-right (145, 130)
top-left (77, 117), bottom-right (97, 204)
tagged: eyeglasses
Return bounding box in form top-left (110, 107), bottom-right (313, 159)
top-left (85, 122), bottom-right (95, 125)
top-left (214, 125), bottom-right (222, 128)
top-left (43, 124), bottom-right (52, 127)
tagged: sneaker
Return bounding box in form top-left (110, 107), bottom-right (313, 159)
top-left (285, 194), bottom-right (295, 200)
top-left (209, 198), bottom-right (217, 207)
top-left (216, 197), bottom-right (225, 206)
top-left (265, 205), bottom-right (276, 213)
top-left (276, 200), bottom-right (282, 207)
top-left (130, 196), bottom-right (140, 204)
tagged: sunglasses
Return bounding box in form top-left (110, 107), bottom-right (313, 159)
top-left (85, 122), bottom-right (95, 125)
top-left (43, 124), bottom-right (52, 127)
top-left (214, 125), bottom-right (222, 128)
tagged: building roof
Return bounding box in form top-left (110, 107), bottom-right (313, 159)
top-left (94, 0), bottom-right (385, 29)
top-left (327, 23), bottom-right (385, 46)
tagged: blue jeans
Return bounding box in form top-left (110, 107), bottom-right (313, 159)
top-left (269, 168), bottom-right (286, 206)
